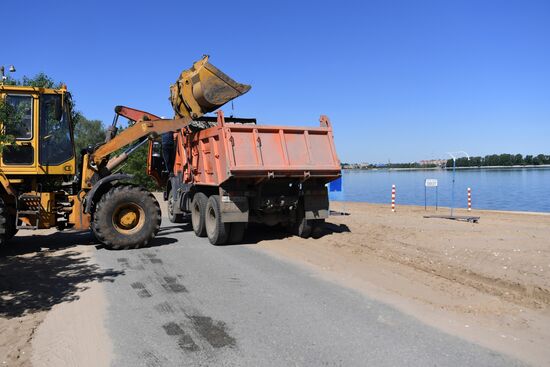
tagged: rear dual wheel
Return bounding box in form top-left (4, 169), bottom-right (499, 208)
top-left (293, 202), bottom-right (325, 239)
top-left (92, 185), bottom-right (161, 250)
top-left (167, 188), bottom-right (185, 223)
top-left (191, 193), bottom-right (208, 237)
top-left (204, 195), bottom-right (245, 245)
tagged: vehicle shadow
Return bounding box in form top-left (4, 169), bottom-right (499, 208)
top-left (239, 221), bottom-right (351, 245)
top-left (0, 232), bottom-right (123, 318)
top-left (1, 230), bottom-right (96, 257)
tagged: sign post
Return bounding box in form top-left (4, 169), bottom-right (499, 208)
top-left (424, 178), bottom-right (438, 211)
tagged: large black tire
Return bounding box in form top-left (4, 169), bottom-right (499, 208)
top-left (6, 219), bottom-right (17, 240)
top-left (92, 185), bottom-right (161, 250)
top-left (293, 203), bottom-right (312, 238)
top-left (167, 188), bottom-right (184, 223)
top-left (227, 223), bottom-right (246, 244)
top-left (0, 198), bottom-right (7, 246)
top-left (205, 195), bottom-right (229, 245)
top-left (311, 219), bottom-right (325, 239)
top-left (191, 192), bottom-right (208, 237)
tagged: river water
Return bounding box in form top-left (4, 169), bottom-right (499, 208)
top-left (328, 168), bottom-right (550, 213)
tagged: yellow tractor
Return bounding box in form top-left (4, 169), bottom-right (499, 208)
top-left (0, 56), bottom-right (250, 249)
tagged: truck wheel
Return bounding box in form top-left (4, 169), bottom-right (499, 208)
top-left (0, 198), bottom-right (7, 246)
top-left (293, 203), bottom-right (312, 238)
top-left (205, 195), bottom-right (229, 245)
top-left (191, 192), bottom-right (207, 237)
top-left (228, 223), bottom-right (246, 244)
top-left (92, 185), bottom-right (161, 250)
top-left (167, 188), bottom-right (184, 223)
top-left (311, 219), bottom-right (325, 238)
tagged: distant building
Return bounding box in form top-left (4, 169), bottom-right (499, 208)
top-left (419, 159), bottom-right (447, 167)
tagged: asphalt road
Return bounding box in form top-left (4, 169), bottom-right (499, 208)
top-left (94, 220), bottom-right (523, 367)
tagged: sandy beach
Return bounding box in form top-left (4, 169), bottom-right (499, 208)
top-left (1, 200), bottom-right (549, 366)
top-left (257, 202), bottom-right (550, 366)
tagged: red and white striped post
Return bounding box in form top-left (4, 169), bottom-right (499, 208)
top-left (391, 184), bottom-right (396, 212)
top-left (467, 187), bottom-right (472, 211)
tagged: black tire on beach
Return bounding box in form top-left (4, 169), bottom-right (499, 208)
top-left (205, 195), bottom-right (229, 245)
top-left (311, 219), bottom-right (326, 239)
top-left (191, 192), bottom-right (208, 237)
top-left (91, 185), bottom-right (161, 250)
top-left (293, 203), bottom-right (312, 238)
top-left (167, 188), bottom-right (184, 223)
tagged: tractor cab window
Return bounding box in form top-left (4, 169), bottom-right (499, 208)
top-left (39, 94), bottom-right (74, 165)
top-left (1, 95), bottom-right (34, 165)
top-left (4, 95), bottom-right (33, 139)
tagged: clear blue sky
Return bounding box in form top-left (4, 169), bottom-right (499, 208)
top-left (4, 0), bottom-right (549, 163)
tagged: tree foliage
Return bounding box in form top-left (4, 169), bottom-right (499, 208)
top-left (446, 153), bottom-right (550, 167)
top-left (74, 117), bottom-right (106, 156)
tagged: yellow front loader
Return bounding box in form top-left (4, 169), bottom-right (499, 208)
top-left (0, 56), bottom-right (250, 249)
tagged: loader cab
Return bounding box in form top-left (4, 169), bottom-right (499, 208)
top-left (0, 85), bottom-right (76, 177)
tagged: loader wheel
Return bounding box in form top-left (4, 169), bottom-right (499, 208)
top-left (205, 195), bottom-right (229, 245)
top-left (92, 185), bottom-right (161, 250)
top-left (227, 223), bottom-right (246, 244)
top-left (191, 192), bottom-right (208, 237)
top-left (0, 198), bottom-right (7, 246)
top-left (167, 188), bottom-right (184, 223)
top-left (7, 220), bottom-right (18, 239)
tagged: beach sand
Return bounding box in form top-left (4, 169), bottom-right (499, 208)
top-left (256, 202), bottom-right (550, 366)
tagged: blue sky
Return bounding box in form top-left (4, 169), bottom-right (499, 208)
top-left (4, 0), bottom-right (549, 163)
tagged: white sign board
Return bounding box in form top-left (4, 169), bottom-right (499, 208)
top-left (425, 179), bottom-right (438, 187)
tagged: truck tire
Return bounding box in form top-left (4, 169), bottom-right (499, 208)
top-left (167, 188), bottom-right (184, 223)
top-left (228, 223), bottom-right (246, 244)
top-left (0, 198), bottom-right (7, 246)
top-left (191, 192), bottom-right (207, 237)
top-left (205, 195), bottom-right (229, 245)
top-left (92, 185), bottom-right (161, 250)
top-left (293, 203), bottom-right (312, 238)
top-left (311, 219), bottom-right (325, 239)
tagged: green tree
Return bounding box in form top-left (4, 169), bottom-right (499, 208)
top-left (74, 117), bottom-right (106, 157)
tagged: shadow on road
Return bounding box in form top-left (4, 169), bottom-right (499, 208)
top-left (1, 230), bottom-right (95, 257)
top-left (0, 235), bottom-right (123, 318)
top-left (240, 221), bottom-right (351, 245)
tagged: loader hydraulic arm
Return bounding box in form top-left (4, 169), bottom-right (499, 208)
top-left (90, 115), bottom-right (192, 168)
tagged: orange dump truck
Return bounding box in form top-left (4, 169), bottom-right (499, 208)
top-left (151, 110), bottom-right (341, 245)
top-left (139, 56), bottom-right (341, 245)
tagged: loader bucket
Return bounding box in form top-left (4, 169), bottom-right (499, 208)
top-left (170, 56), bottom-right (251, 119)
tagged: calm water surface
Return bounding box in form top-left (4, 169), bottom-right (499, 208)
top-left (329, 168), bottom-right (550, 213)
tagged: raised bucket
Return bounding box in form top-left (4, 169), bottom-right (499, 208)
top-left (170, 56), bottom-right (251, 119)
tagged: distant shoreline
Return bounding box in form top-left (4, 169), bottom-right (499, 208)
top-left (342, 164), bottom-right (550, 171)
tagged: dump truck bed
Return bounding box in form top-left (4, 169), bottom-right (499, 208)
top-left (178, 112), bottom-right (341, 186)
